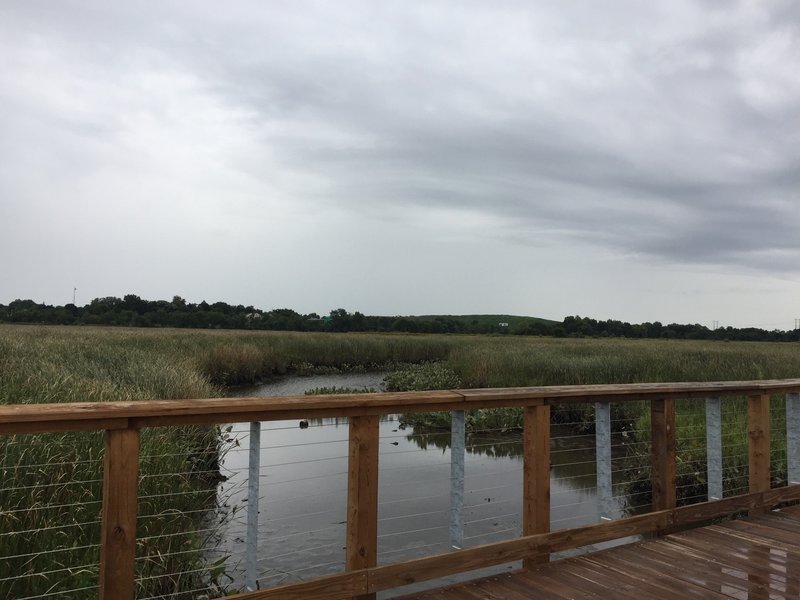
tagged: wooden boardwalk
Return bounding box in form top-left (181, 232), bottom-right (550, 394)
top-left (4, 381), bottom-right (799, 599)
top-left (398, 505), bottom-right (800, 599)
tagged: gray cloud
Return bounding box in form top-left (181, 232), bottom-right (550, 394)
top-left (0, 0), bottom-right (798, 324)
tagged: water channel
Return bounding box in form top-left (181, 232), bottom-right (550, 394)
top-left (214, 373), bottom-right (631, 596)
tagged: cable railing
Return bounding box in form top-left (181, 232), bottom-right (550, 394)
top-left (1, 380), bottom-right (800, 599)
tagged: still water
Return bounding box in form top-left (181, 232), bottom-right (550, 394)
top-left (214, 373), bottom-right (628, 596)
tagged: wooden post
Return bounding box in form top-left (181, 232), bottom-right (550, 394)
top-left (346, 415), bottom-right (379, 600)
top-left (651, 399), bottom-right (676, 515)
top-left (523, 403), bottom-right (550, 568)
top-left (748, 393), bottom-right (771, 513)
top-left (99, 427), bottom-right (140, 600)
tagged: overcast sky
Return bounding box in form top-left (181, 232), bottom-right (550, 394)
top-left (1, 1), bottom-right (798, 328)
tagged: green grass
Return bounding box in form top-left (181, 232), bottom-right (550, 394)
top-left (0, 327), bottom-right (226, 598)
top-left (445, 337), bottom-right (800, 445)
top-left (1, 325), bottom-right (798, 596)
top-left (623, 394), bottom-right (791, 505)
top-left (0, 325), bottom-right (453, 598)
top-left (444, 336), bottom-right (800, 387)
top-left (303, 386), bottom-right (377, 395)
top-left (386, 337), bottom-right (800, 505)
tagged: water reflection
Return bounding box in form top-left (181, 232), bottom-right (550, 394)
top-left (408, 431), bottom-right (522, 458)
top-left (403, 426), bottom-right (605, 489)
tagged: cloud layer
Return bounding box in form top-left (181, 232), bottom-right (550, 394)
top-left (1, 1), bottom-right (798, 326)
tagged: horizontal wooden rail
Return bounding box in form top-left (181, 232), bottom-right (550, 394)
top-left (1, 379), bottom-right (799, 434)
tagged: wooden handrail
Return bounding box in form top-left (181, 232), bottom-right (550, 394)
top-left (1, 379), bottom-right (799, 433)
top-left (2, 378), bottom-right (800, 600)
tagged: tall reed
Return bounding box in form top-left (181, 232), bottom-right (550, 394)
top-left (0, 325), bottom-right (454, 597)
top-left (0, 327), bottom-right (224, 598)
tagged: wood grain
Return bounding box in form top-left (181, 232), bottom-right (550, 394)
top-left (390, 507), bottom-right (800, 600)
top-left (748, 394), bottom-right (771, 509)
top-left (0, 417), bottom-right (129, 435)
top-left (651, 398), bottom-right (676, 516)
top-left (216, 485), bottom-right (800, 600)
top-left (231, 571), bottom-right (368, 600)
top-left (346, 415), bottom-right (380, 600)
top-left (2, 380), bottom-right (799, 431)
top-left (523, 403), bottom-right (550, 567)
top-left (99, 427), bottom-right (140, 600)
top-left (5, 380), bottom-right (800, 599)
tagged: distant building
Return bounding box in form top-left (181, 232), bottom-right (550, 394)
top-left (499, 322), bottom-right (509, 327)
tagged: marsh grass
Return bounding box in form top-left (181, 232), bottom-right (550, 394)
top-left (624, 394), bottom-right (791, 506)
top-left (445, 336), bottom-right (800, 387)
top-left (393, 335), bottom-right (800, 431)
top-left (398, 337), bottom-right (799, 507)
top-left (0, 328), bottom-right (227, 598)
top-left (1, 325), bottom-right (798, 596)
top-left (303, 386), bottom-right (377, 395)
top-left (0, 325), bottom-right (454, 597)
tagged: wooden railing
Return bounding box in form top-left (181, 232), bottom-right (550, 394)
top-left (2, 379), bottom-right (800, 599)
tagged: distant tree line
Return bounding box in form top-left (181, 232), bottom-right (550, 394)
top-left (0, 296), bottom-right (468, 333)
top-left (0, 296), bottom-right (798, 342)
top-left (554, 315), bottom-right (799, 342)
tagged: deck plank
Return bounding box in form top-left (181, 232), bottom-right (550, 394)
top-left (639, 540), bottom-right (758, 599)
top-left (535, 558), bottom-right (685, 598)
top-left (473, 574), bottom-right (539, 600)
top-left (747, 512), bottom-right (800, 534)
top-left (777, 504), bottom-right (800, 518)
top-left (550, 560), bottom-right (661, 599)
top-left (667, 527), bottom-right (800, 581)
top-left (609, 544), bottom-right (737, 598)
top-left (518, 565), bottom-right (607, 599)
top-left (711, 520), bottom-right (800, 552)
top-left (582, 550), bottom-right (709, 599)
top-left (392, 508), bottom-right (800, 600)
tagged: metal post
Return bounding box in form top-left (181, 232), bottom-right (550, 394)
top-left (595, 402), bottom-right (612, 520)
top-left (246, 422), bottom-right (261, 591)
top-left (449, 410), bottom-right (465, 549)
top-left (788, 393), bottom-right (800, 485)
top-left (706, 397), bottom-right (723, 500)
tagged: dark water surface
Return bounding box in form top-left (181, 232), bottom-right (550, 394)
top-left (214, 373), bottom-right (629, 596)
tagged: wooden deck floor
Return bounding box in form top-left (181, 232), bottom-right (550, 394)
top-left (396, 505), bottom-right (800, 599)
